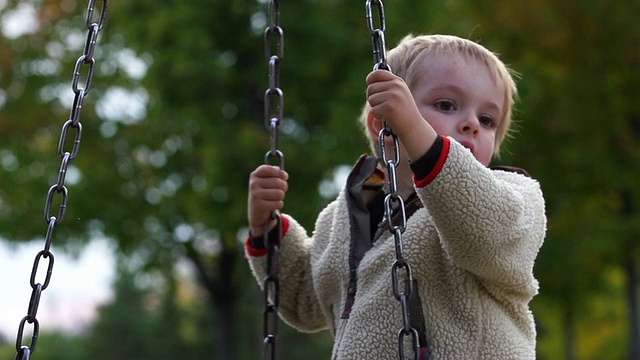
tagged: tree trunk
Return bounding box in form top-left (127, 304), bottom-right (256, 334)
top-left (623, 190), bottom-right (640, 360)
top-left (627, 254), bottom-right (640, 360)
top-left (215, 291), bottom-right (236, 360)
top-left (213, 246), bottom-right (239, 360)
top-left (184, 239), bottom-right (240, 360)
top-left (563, 303), bottom-right (576, 360)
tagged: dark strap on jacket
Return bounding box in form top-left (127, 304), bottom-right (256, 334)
top-left (410, 279), bottom-right (431, 359)
top-left (342, 155), bottom-right (380, 319)
top-left (341, 156), bottom-right (430, 360)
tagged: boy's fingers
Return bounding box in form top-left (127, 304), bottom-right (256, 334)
top-left (366, 69), bottom-right (396, 84)
top-left (255, 164), bottom-right (288, 179)
top-left (250, 176), bottom-right (288, 193)
top-left (253, 187), bottom-right (286, 202)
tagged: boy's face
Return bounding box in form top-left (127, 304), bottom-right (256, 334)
top-left (410, 54), bottom-right (505, 166)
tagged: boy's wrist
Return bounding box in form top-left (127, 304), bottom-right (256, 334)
top-left (246, 215), bottom-right (290, 255)
top-left (410, 135), bottom-right (444, 179)
top-left (249, 226), bottom-right (267, 238)
top-left (249, 218), bottom-right (277, 239)
top-left (412, 136), bottom-right (450, 188)
top-left (247, 225), bottom-right (280, 250)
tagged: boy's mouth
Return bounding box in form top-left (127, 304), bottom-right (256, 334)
top-left (459, 140), bottom-right (475, 154)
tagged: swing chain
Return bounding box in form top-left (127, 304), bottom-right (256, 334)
top-left (366, 1), bottom-right (420, 359)
top-left (262, 0), bottom-right (284, 359)
top-left (366, 0), bottom-right (390, 72)
top-left (13, 1), bottom-right (109, 359)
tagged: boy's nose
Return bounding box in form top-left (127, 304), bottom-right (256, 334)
top-left (458, 112), bottom-right (480, 135)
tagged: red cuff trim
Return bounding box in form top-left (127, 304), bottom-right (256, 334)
top-left (414, 137), bottom-right (450, 188)
top-left (245, 240), bottom-right (269, 257)
top-left (244, 215), bottom-right (290, 257)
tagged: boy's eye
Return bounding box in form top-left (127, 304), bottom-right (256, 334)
top-left (435, 100), bottom-right (455, 111)
top-left (479, 115), bottom-right (496, 127)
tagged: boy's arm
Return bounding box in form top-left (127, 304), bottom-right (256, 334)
top-left (414, 139), bottom-right (546, 293)
top-left (245, 214), bottom-right (329, 332)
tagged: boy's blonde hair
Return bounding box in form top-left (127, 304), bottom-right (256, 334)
top-left (360, 34), bottom-right (518, 157)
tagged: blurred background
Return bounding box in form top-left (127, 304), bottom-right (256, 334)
top-left (0, 0), bottom-right (639, 359)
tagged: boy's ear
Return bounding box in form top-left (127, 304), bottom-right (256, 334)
top-left (367, 110), bottom-right (384, 141)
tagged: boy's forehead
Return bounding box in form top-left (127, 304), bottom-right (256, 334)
top-left (411, 52), bottom-right (482, 76)
top-left (420, 51), bottom-right (484, 68)
top-left (414, 51), bottom-right (503, 86)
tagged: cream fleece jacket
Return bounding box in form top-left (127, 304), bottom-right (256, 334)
top-left (247, 139), bottom-right (547, 359)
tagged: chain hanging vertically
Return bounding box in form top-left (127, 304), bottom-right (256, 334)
top-left (366, 1), bottom-right (420, 359)
top-left (13, 1), bottom-right (109, 359)
top-left (262, 0), bottom-right (285, 359)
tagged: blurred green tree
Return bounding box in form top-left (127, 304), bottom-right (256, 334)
top-left (84, 263), bottom-right (193, 359)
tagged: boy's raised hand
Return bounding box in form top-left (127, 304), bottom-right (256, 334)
top-left (366, 69), bottom-right (438, 162)
top-left (248, 165), bottom-right (289, 237)
top-left (366, 69), bottom-right (422, 138)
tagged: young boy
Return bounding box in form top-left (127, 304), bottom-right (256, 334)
top-left (246, 34), bottom-right (546, 359)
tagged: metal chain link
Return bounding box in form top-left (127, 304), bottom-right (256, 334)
top-left (366, 1), bottom-right (420, 359)
top-left (13, 1), bottom-right (109, 359)
top-left (262, 0), bottom-right (284, 359)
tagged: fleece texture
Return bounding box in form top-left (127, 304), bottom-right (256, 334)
top-left (246, 139), bottom-right (546, 360)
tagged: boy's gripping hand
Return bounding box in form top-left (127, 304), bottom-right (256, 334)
top-left (366, 69), bottom-right (438, 162)
top-left (248, 165), bottom-right (289, 237)
top-left (366, 69), bottom-right (422, 138)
